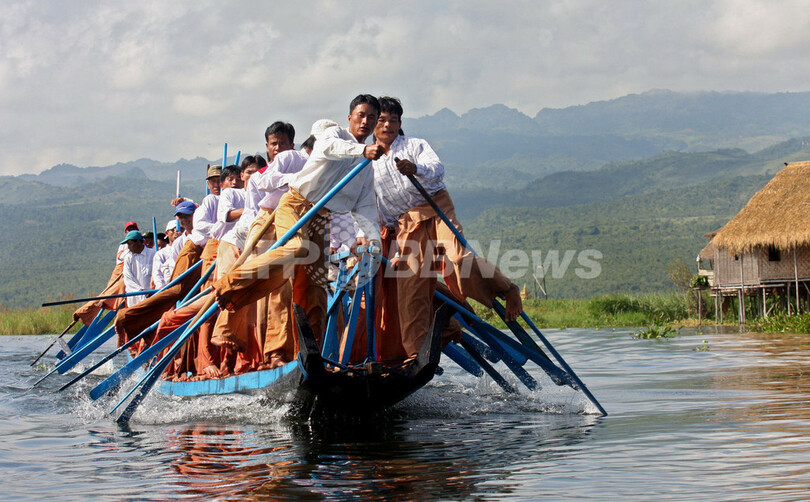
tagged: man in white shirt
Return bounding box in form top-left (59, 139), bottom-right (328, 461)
top-left (114, 200), bottom-right (205, 349)
top-left (372, 96), bottom-right (522, 359)
top-left (213, 95), bottom-right (385, 362)
top-left (73, 221), bottom-right (137, 325)
top-left (211, 122), bottom-right (299, 367)
top-left (121, 230), bottom-right (156, 307)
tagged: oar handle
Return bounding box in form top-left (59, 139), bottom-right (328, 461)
top-left (41, 289), bottom-right (158, 307)
top-left (404, 172), bottom-right (472, 251)
top-left (29, 319), bottom-right (78, 367)
top-left (42, 260), bottom-right (201, 307)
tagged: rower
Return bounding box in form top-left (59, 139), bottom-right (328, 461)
top-left (72, 221), bottom-right (138, 325)
top-left (120, 230), bottom-right (156, 307)
top-left (142, 231), bottom-right (154, 249)
top-left (371, 96), bottom-right (522, 360)
top-left (213, 95), bottom-right (385, 364)
top-left (113, 200), bottom-right (204, 352)
top-left (212, 122), bottom-right (301, 369)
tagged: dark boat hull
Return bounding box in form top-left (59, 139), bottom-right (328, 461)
top-left (153, 304), bottom-right (447, 413)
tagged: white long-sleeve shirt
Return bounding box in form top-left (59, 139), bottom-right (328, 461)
top-left (372, 135), bottom-right (446, 227)
top-left (256, 149), bottom-right (309, 210)
top-left (166, 232), bottom-right (191, 278)
top-left (218, 188), bottom-right (246, 247)
top-left (191, 194), bottom-right (220, 246)
top-left (115, 243), bottom-right (129, 265)
top-left (290, 126), bottom-right (380, 242)
top-left (151, 246), bottom-right (171, 288)
top-left (228, 149), bottom-right (311, 251)
top-left (123, 246), bottom-right (155, 306)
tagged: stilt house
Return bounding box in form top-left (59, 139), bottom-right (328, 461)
top-left (705, 161), bottom-right (810, 319)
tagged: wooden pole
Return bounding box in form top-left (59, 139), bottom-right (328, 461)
top-left (794, 247), bottom-right (800, 314)
top-left (739, 253), bottom-right (745, 324)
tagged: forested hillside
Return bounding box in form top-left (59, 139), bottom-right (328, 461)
top-left (5, 90), bottom-right (810, 309)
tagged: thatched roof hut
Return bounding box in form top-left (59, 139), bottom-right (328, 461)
top-left (712, 161), bottom-right (810, 254)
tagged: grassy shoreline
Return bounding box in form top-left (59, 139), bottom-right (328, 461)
top-left (7, 291), bottom-right (792, 336)
top-left (0, 306), bottom-right (78, 336)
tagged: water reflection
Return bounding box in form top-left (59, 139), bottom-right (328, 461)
top-left (100, 408), bottom-right (600, 500)
top-left (11, 329), bottom-right (810, 500)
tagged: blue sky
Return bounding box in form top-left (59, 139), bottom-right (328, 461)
top-left (2, 0), bottom-right (809, 175)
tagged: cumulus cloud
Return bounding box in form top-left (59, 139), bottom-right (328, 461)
top-left (1, 0), bottom-right (809, 175)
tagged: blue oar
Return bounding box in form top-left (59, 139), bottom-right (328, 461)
top-left (38, 262), bottom-right (202, 385)
top-left (442, 292), bottom-right (572, 387)
top-left (90, 318), bottom-right (193, 401)
top-left (405, 173), bottom-right (606, 415)
top-left (113, 157), bottom-right (375, 422)
top-left (443, 343), bottom-right (483, 377)
top-left (151, 217), bottom-right (157, 249)
top-left (31, 308), bottom-right (117, 387)
top-left (234, 150), bottom-right (241, 167)
top-left (176, 170), bottom-right (182, 232)
top-left (454, 315), bottom-right (538, 391)
top-left (59, 320), bottom-right (160, 392)
top-left (513, 306), bottom-right (607, 416)
top-left (110, 303), bottom-right (218, 422)
top-left (177, 260), bottom-right (216, 307)
top-left (89, 286), bottom-right (212, 399)
top-left (57, 308), bottom-right (117, 361)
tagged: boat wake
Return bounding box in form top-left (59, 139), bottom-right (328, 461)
top-left (68, 361), bottom-right (591, 426)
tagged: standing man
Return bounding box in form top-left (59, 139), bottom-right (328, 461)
top-left (120, 230), bottom-right (156, 307)
top-left (214, 95), bottom-right (385, 353)
top-left (372, 96), bottom-right (522, 359)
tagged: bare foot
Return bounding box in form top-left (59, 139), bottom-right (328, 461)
top-left (503, 284), bottom-right (523, 322)
top-left (215, 290), bottom-right (233, 310)
top-left (200, 364), bottom-right (222, 379)
top-left (211, 336), bottom-right (241, 351)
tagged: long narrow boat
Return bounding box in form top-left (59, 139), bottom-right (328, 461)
top-left (153, 297), bottom-right (448, 414)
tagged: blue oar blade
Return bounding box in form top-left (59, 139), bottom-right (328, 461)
top-left (89, 319), bottom-right (190, 401)
top-left (443, 343), bottom-right (483, 377)
top-left (111, 303), bottom-right (218, 422)
top-left (55, 325), bottom-right (116, 375)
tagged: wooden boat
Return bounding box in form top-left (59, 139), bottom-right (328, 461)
top-left (153, 301), bottom-right (448, 413)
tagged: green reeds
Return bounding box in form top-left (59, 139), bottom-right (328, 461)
top-left (471, 291), bottom-right (693, 329)
top-left (0, 305), bottom-right (78, 335)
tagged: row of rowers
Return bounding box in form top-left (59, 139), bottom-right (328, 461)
top-left (90, 94), bottom-right (524, 381)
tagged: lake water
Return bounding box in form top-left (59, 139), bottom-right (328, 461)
top-left (3, 326), bottom-right (810, 501)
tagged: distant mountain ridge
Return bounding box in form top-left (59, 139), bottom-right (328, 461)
top-left (6, 89), bottom-right (810, 308)
top-left (15, 90), bottom-right (810, 189)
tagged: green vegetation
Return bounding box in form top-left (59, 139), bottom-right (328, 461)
top-left (749, 313), bottom-right (810, 334)
top-left (471, 291), bottom-right (702, 330)
top-left (0, 305), bottom-right (77, 336)
top-left (632, 324), bottom-right (680, 339)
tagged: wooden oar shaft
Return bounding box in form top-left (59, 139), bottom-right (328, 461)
top-left (42, 290), bottom-right (158, 307)
top-left (29, 319), bottom-right (78, 367)
top-left (42, 259), bottom-right (202, 307)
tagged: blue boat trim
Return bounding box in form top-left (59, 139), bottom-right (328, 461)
top-left (155, 360), bottom-right (299, 397)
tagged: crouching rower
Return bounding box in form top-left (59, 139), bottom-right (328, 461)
top-left (213, 95), bottom-right (385, 361)
top-left (372, 96), bottom-right (522, 360)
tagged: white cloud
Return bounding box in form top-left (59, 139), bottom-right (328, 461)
top-left (1, 0), bottom-right (810, 175)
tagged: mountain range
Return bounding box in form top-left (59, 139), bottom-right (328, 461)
top-left (4, 89), bottom-right (810, 308)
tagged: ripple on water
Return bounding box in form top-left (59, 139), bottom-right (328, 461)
top-left (5, 329), bottom-right (810, 500)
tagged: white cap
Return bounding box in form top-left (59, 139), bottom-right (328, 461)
top-left (165, 220), bottom-right (176, 232)
top-left (310, 119), bottom-right (338, 137)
